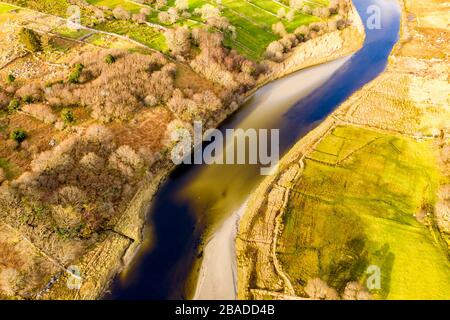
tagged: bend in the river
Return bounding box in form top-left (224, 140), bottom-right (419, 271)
top-left (108, 0), bottom-right (401, 300)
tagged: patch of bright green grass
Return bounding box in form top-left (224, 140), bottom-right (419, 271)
top-left (146, 0), bottom-right (320, 59)
top-left (6, 0), bottom-right (324, 60)
top-left (278, 125), bottom-right (450, 299)
top-left (85, 32), bottom-right (109, 46)
top-left (95, 19), bottom-right (168, 52)
top-left (87, 0), bottom-right (143, 13)
top-left (53, 26), bottom-right (92, 39)
top-left (186, 0), bottom-right (298, 59)
top-left (0, 2), bottom-right (17, 13)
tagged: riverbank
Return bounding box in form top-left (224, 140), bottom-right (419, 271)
top-left (237, 0), bottom-right (450, 299)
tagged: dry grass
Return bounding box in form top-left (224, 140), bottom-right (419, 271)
top-left (0, 223), bottom-right (59, 299)
top-left (109, 107), bottom-right (172, 154)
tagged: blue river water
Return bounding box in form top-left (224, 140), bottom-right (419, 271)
top-left (108, 0), bottom-right (401, 299)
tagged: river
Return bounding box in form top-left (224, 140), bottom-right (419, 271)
top-left (107, 0), bottom-right (401, 300)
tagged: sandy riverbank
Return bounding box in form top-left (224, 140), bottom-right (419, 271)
top-left (192, 0), bottom-right (365, 301)
top-left (192, 55), bottom-right (354, 300)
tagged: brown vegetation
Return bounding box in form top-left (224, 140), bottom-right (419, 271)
top-left (44, 49), bottom-right (175, 122)
top-left (190, 29), bottom-right (258, 92)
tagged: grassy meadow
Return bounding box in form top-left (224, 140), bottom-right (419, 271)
top-left (278, 125), bottom-right (450, 299)
top-left (0, 2), bottom-right (16, 13)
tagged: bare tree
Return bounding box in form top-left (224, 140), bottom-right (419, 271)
top-left (272, 22), bottom-right (287, 37)
top-left (164, 26), bottom-right (191, 56)
top-left (112, 6), bottom-right (131, 20)
top-left (343, 282), bottom-right (372, 300)
top-left (277, 8), bottom-right (286, 19)
top-left (175, 0), bottom-right (189, 11)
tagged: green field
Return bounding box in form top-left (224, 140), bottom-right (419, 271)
top-left (0, 2), bottom-right (16, 13)
top-left (95, 19), bottom-right (168, 51)
top-left (53, 26), bottom-right (92, 40)
top-left (87, 0), bottom-right (143, 13)
top-left (3, 0), bottom-right (70, 16)
top-left (88, 0), bottom-right (321, 59)
top-left (278, 125), bottom-right (450, 299)
top-left (5, 0), bottom-right (326, 59)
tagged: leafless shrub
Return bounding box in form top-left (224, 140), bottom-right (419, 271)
top-left (265, 41), bottom-right (284, 61)
top-left (175, 0), bottom-right (189, 11)
top-left (167, 89), bottom-right (222, 121)
top-left (158, 7), bottom-right (179, 24)
top-left (140, 7), bottom-right (151, 15)
top-left (241, 60), bottom-right (256, 75)
top-left (313, 7), bottom-right (331, 18)
top-left (438, 185), bottom-right (450, 200)
top-left (0, 91), bottom-right (10, 109)
top-left (108, 145), bottom-right (144, 178)
top-left (301, 5), bottom-right (312, 15)
top-left (51, 205), bottom-right (83, 229)
top-left (329, 0), bottom-right (340, 14)
top-left (342, 282), bottom-right (371, 300)
top-left (144, 95), bottom-right (158, 107)
top-left (294, 25), bottom-right (310, 41)
top-left (164, 26), bottom-right (191, 56)
top-left (132, 12), bottom-right (147, 24)
top-left (9, 121), bottom-right (150, 240)
top-left (30, 143), bottom-right (75, 173)
top-left (15, 82), bottom-right (43, 101)
top-left (79, 152), bottom-right (105, 172)
top-left (155, 0), bottom-right (167, 9)
top-left (206, 16), bottom-right (230, 31)
top-left (85, 124), bottom-right (114, 146)
top-left (279, 34), bottom-right (298, 50)
top-left (181, 10), bottom-right (191, 19)
top-left (190, 28), bottom-right (257, 90)
top-left (113, 6), bottom-right (131, 20)
top-left (277, 8), bottom-right (286, 19)
top-left (0, 267), bottom-right (19, 297)
top-left (22, 104), bottom-right (57, 124)
top-left (435, 200), bottom-right (450, 233)
top-left (305, 278), bottom-right (339, 300)
top-left (289, 0), bottom-right (304, 10)
top-left (56, 185), bottom-right (87, 209)
top-left (194, 4), bottom-right (220, 20)
top-left (167, 89), bottom-right (198, 120)
top-left (272, 22), bottom-right (287, 37)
